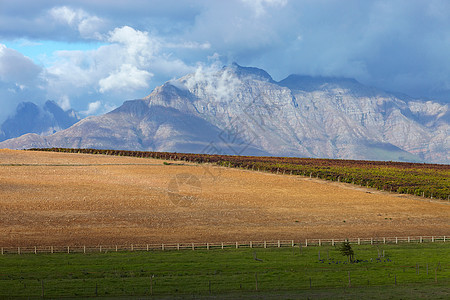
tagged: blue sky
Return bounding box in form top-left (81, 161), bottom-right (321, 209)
top-left (1, 0), bottom-right (449, 122)
top-left (4, 39), bottom-right (106, 67)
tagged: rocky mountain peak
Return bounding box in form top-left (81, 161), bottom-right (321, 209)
top-left (228, 62), bottom-right (274, 82)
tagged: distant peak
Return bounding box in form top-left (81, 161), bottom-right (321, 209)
top-left (278, 74), bottom-right (363, 92)
top-left (44, 100), bottom-right (58, 106)
top-left (227, 63), bottom-right (274, 82)
top-left (16, 101), bottom-right (39, 112)
top-left (281, 74), bottom-right (359, 85)
top-left (44, 100), bottom-right (62, 110)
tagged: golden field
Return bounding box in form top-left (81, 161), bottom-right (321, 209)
top-left (0, 149), bottom-right (448, 246)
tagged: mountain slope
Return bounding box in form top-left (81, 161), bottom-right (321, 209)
top-left (1, 97), bottom-right (266, 156)
top-left (0, 64), bottom-right (448, 163)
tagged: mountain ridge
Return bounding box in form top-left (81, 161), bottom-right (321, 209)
top-left (0, 64), bottom-right (448, 163)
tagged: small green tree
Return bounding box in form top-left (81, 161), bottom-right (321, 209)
top-left (340, 241), bottom-right (354, 262)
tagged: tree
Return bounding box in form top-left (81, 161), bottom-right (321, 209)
top-left (340, 241), bottom-right (354, 262)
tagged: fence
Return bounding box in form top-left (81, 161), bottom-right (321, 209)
top-left (0, 236), bottom-right (447, 255)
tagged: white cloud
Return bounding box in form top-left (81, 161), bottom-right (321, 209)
top-left (184, 61), bottom-right (241, 102)
top-left (57, 95), bottom-right (71, 111)
top-left (0, 44), bottom-right (42, 84)
top-left (165, 41), bottom-right (211, 50)
top-left (0, 45), bottom-right (46, 122)
top-left (241, 0), bottom-right (288, 16)
top-left (108, 26), bottom-right (151, 46)
top-left (81, 100), bottom-right (101, 115)
top-left (49, 6), bottom-right (106, 39)
top-left (43, 25), bottom-right (193, 101)
top-left (49, 6), bottom-right (79, 25)
top-left (106, 26), bottom-right (160, 67)
top-left (99, 64), bottom-right (153, 93)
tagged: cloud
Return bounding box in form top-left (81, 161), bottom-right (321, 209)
top-left (49, 6), bottom-right (106, 39)
top-left (81, 100), bottom-right (101, 115)
top-left (165, 41), bottom-right (211, 50)
top-left (1, 0), bottom-right (450, 125)
top-left (57, 95), bottom-right (71, 111)
top-left (241, 0), bottom-right (288, 16)
top-left (36, 23), bottom-right (194, 114)
top-left (0, 44), bottom-right (45, 122)
top-left (106, 26), bottom-right (160, 67)
top-left (0, 44), bottom-right (42, 84)
top-left (99, 64), bottom-right (153, 93)
top-left (49, 6), bottom-right (82, 25)
top-left (183, 61), bottom-right (241, 102)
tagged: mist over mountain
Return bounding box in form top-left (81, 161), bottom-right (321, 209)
top-left (0, 64), bottom-right (448, 164)
top-left (0, 101), bottom-right (80, 142)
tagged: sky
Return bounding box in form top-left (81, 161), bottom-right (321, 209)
top-left (1, 0), bottom-right (450, 122)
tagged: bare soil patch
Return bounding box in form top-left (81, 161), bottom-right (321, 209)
top-left (0, 149), bottom-right (448, 246)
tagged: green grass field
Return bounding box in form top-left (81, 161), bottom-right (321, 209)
top-left (1, 243), bottom-right (449, 299)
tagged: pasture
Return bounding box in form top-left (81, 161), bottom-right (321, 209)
top-left (0, 243), bottom-right (449, 298)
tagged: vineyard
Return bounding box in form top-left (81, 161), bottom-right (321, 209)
top-left (29, 148), bottom-right (450, 200)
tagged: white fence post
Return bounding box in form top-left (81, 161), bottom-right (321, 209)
top-left (264, 241), bottom-right (267, 248)
top-left (358, 238), bottom-right (360, 245)
top-left (250, 241), bottom-right (252, 248)
top-left (332, 239), bottom-right (334, 246)
top-left (383, 237), bottom-right (386, 244)
top-left (305, 239), bottom-right (308, 247)
top-left (319, 239), bottom-right (321, 246)
top-left (278, 240), bottom-right (280, 248)
top-left (236, 242), bottom-right (238, 249)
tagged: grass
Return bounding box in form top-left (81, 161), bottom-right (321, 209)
top-left (0, 243), bottom-right (449, 299)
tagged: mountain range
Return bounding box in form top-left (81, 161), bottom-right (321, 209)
top-left (0, 63), bottom-right (448, 164)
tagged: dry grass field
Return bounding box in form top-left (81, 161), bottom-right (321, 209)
top-left (0, 149), bottom-right (448, 247)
